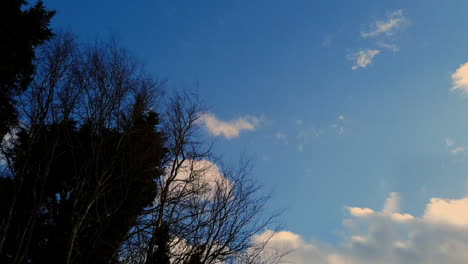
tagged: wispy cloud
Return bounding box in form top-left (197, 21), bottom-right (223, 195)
top-left (198, 113), bottom-right (261, 139)
top-left (255, 193), bottom-right (468, 264)
top-left (348, 49), bottom-right (380, 70)
top-left (275, 131), bottom-right (288, 144)
top-left (446, 138), bottom-right (454, 147)
top-left (296, 128), bottom-right (324, 141)
top-left (452, 63), bottom-right (468, 94)
top-left (331, 114), bottom-right (346, 134)
top-left (377, 41), bottom-right (400, 52)
top-left (361, 10), bottom-right (409, 38)
top-left (331, 124), bottom-right (344, 135)
top-left (349, 10), bottom-right (408, 70)
top-left (445, 137), bottom-right (466, 155)
top-left (321, 35), bottom-right (334, 48)
top-left (451, 146), bottom-right (466, 155)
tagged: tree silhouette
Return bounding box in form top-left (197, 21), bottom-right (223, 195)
top-left (118, 93), bottom-right (284, 264)
top-left (0, 0), bottom-right (55, 138)
top-left (0, 6), bottom-right (287, 262)
top-left (0, 33), bottom-right (166, 264)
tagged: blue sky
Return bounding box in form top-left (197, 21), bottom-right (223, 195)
top-left (45, 0), bottom-right (468, 262)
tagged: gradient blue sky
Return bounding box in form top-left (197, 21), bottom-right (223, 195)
top-left (44, 1), bottom-right (468, 262)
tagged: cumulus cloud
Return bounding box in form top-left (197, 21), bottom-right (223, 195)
top-left (451, 63), bottom-right (468, 94)
top-left (383, 192), bottom-right (400, 213)
top-left (361, 10), bottom-right (409, 38)
top-left (348, 49), bottom-right (380, 70)
top-left (256, 193), bottom-right (468, 264)
top-left (252, 230), bottom-right (326, 264)
top-left (198, 113), bottom-right (261, 139)
top-left (347, 193), bottom-right (413, 223)
top-left (253, 230), bottom-right (305, 250)
top-left (165, 159), bottom-right (231, 201)
top-left (348, 207), bottom-right (375, 217)
top-left (423, 197), bottom-right (468, 227)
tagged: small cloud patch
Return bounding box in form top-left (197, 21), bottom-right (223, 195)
top-left (198, 113), bottom-right (261, 139)
top-left (361, 10), bottom-right (409, 38)
top-left (348, 49), bottom-right (380, 70)
top-left (452, 63), bottom-right (468, 94)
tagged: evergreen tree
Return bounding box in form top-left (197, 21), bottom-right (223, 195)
top-left (0, 0), bottom-right (55, 137)
top-left (0, 33), bottom-right (167, 264)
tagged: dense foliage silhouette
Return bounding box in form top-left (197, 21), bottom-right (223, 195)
top-left (0, 0), bottom-right (54, 138)
top-left (0, 3), bottom-right (284, 264)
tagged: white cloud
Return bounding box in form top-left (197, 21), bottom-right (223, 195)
top-left (348, 207), bottom-right (375, 217)
top-left (349, 49), bottom-right (380, 70)
top-left (252, 230), bottom-right (324, 264)
top-left (451, 146), bottom-right (466, 155)
top-left (377, 41), bottom-right (400, 52)
top-left (253, 230), bottom-right (306, 250)
top-left (348, 10), bottom-right (408, 70)
top-left (165, 159), bottom-right (231, 201)
top-left (338, 115), bottom-right (345, 121)
top-left (198, 113), bottom-right (261, 139)
top-left (256, 193), bottom-right (468, 264)
top-left (361, 10), bottom-right (409, 38)
top-left (383, 192), bottom-right (400, 213)
top-left (423, 198), bottom-right (468, 227)
top-left (444, 137), bottom-right (466, 155)
top-left (451, 63), bottom-right (468, 94)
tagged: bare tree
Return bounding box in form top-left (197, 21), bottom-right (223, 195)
top-left (0, 31), bottom-right (286, 264)
top-left (118, 92), bottom-right (285, 264)
top-left (0, 32), bottom-right (166, 264)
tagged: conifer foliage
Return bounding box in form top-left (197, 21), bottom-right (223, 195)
top-left (0, 2), bottom-right (285, 264)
